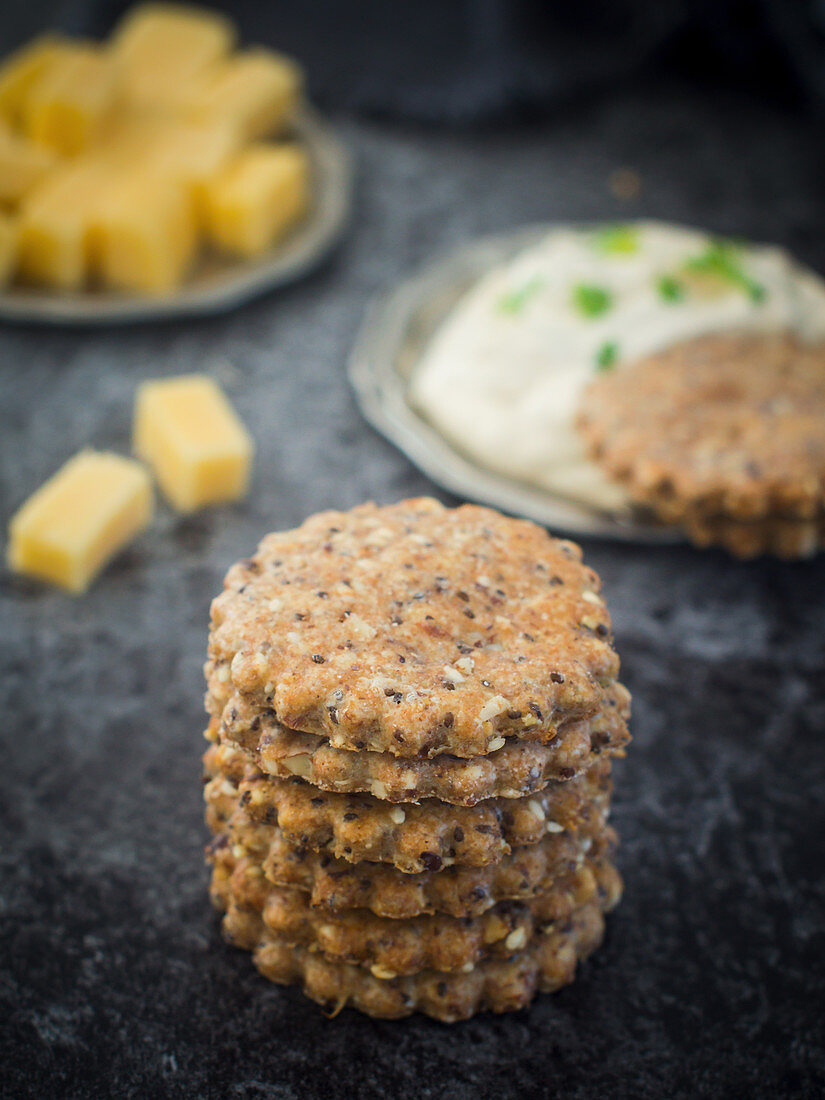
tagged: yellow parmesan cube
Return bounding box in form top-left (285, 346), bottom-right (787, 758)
top-left (23, 45), bottom-right (118, 156)
top-left (0, 126), bottom-right (59, 205)
top-left (0, 34), bottom-right (73, 127)
top-left (133, 375), bottom-right (253, 512)
top-left (0, 211), bottom-right (17, 284)
top-left (202, 143), bottom-right (309, 258)
top-left (183, 48), bottom-right (302, 140)
top-left (17, 161), bottom-right (107, 289)
top-left (94, 174), bottom-right (197, 294)
top-left (7, 451), bottom-right (153, 593)
top-left (112, 3), bottom-right (236, 112)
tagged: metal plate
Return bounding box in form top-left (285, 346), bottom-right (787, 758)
top-left (0, 106), bottom-right (352, 325)
top-left (349, 225), bottom-right (681, 543)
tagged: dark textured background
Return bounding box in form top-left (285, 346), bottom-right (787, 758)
top-left (1, 4), bottom-right (825, 1097)
top-left (7, 0), bottom-right (825, 123)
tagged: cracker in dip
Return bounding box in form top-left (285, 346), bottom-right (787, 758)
top-left (410, 221), bottom-right (825, 517)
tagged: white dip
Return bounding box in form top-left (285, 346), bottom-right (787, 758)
top-left (410, 221), bottom-right (825, 513)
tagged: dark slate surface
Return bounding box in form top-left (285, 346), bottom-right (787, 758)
top-left (1, 85), bottom-right (824, 1099)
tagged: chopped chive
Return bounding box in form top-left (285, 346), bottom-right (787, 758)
top-left (657, 275), bottom-right (685, 302)
top-left (748, 281), bottom-right (767, 303)
top-left (684, 238), bottom-right (766, 303)
top-left (498, 275), bottom-right (544, 315)
top-left (573, 283), bottom-right (612, 318)
top-left (595, 341), bottom-right (619, 371)
top-left (592, 224), bottom-right (639, 255)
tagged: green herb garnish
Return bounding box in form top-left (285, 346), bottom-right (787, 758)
top-left (573, 283), bottom-right (612, 318)
top-left (595, 341), bottom-right (619, 371)
top-left (656, 275), bottom-right (685, 302)
top-left (684, 239), bottom-right (766, 303)
top-left (593, 224), bottom-right (639, 255)
top-left (498, 276), bottom-right (544, 315)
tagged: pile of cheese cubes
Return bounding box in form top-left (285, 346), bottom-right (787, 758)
top-left (0, 3), bottom-right (310, 294)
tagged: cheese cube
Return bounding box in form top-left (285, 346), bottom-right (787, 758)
top-left (105, 115), bottom-right (241, 218)
top-left (133, 375), bottom-right (253, 512)
top-left (183, 49), bottom-right (302, 141)
top-left (0, 34), bottom-right (73, 127)
top-left (0, 211), bottom-right (17, 284)
top-left (148, 121), bottom-right (242, 222)
top-left (202, 143), bottom-right (309, 258)
top-left (94, 174), bottom-right (197, 293)
top-left (7, 451), bottom-right (153, 593)
top-left (112, 3), bottom-right (236, 112)
top-left (18, 157), bottom-right (196, 293)
top-left (0, 126), bottom-right (59, 205)
top-left (23, 45), bottom-right (117, 156)
top-left (17, 160), bottom-right (107, 289)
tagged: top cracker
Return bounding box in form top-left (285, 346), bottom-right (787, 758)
top-left (208, 499), bottom-right (620, 758)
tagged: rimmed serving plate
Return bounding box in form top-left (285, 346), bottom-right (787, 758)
top-left (0, 105), bottom-right (352, 325)
top-left (349, 225), bottom-right (681, 544)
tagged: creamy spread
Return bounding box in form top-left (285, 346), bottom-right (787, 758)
top-left (411, 221), bottom-right (825, 513)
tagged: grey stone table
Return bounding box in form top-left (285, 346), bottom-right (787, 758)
top-left (1, 84), bottom-right (824, 1099)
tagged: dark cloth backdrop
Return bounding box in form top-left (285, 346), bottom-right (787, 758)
top-left (4, 0), bottom-right (825, 123)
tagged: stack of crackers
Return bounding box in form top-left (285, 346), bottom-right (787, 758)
top-left (203, 499), bottom-right (630, 1021)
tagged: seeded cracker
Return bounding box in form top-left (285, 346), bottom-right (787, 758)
top-left (210, 844), bottom-right (621, 1022)
top-left (205, 742), bottom-right (612, 873)
top-left (577, 331), bottom-right (825, 557)
top-left (206, 759), bottom-right (616, 919)
top-left (208, 499), bottom-right (620, 757)
top-left (212, 820), bottom-right (616, 920)
top-left (207, 843), bottom-right (620, 976)
top-left (205, 679), bottom-right (629, 805)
